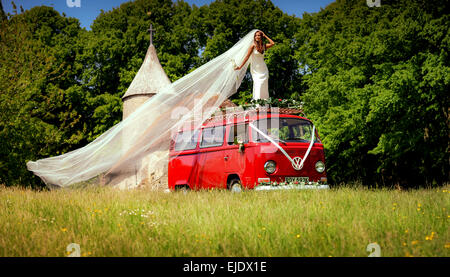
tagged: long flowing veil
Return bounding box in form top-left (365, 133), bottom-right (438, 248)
top-left (26, 30), bottom-right (258, 189)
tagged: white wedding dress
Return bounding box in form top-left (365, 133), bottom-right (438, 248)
top-left (250, 48), bottom-right (269, 100)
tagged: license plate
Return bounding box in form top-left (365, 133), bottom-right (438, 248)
top-left (285, 177), bottom-right (309, 183)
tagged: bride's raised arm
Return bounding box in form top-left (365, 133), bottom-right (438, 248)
top-left (262, 32), bottom-right (275, 49)
top-left (234, 44), bottom-right (255, 70)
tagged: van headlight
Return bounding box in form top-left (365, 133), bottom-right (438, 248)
top-left (264, 160), bottom-right (276, 174)
top-left (315, 161), bottom-right (325, 173)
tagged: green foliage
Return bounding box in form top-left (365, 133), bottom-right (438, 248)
top-left (0, 6), bottom-right (87, 187)
top-left (297, 0), bottom-right (449, 186)
top-left (0, 1), bottom-right (6, 22)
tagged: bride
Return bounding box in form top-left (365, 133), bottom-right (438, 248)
top-left (234, 30), bottom-right (275, 100)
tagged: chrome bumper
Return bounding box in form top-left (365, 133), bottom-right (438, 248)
top-left (254, 184), bottom-right (329, 191)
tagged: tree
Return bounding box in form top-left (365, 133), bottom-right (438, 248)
top-left (0, 1), bottom-right (6, 22)
top-left (0, 6), bottom-right (88, 187)
top-left (296, 0), bottom-right (449, 186)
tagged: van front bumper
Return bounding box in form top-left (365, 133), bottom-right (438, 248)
top-left (254, 184), bottom-right (329, 191)
top-left (255, 177), bottom-right (328, 190)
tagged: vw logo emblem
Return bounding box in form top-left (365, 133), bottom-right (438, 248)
top-left (292, 157), bottom-right (303, 170)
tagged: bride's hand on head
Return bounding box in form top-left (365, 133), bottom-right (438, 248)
top-left (261, 32), bottom-right (275, 49)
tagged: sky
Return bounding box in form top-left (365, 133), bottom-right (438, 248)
top-left (2, 0), bottom-right (335, 30)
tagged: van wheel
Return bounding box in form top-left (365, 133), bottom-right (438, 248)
top-left (175, 185), bottom-right (189, 193)
top-left (229, 179), bottom-right (243, 193)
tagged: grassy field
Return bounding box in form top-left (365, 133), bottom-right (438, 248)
top-left (0, 184), bottom-right (448, 257)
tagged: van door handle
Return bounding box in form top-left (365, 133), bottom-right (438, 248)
top-left (224, 156), bottom-right (229, 161)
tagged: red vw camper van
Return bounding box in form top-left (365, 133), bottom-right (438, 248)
top-left (168, 108), bottom-right (328, 191)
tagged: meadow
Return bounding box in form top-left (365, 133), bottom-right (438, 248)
top-left (0, 184), bottom-right (448, 257)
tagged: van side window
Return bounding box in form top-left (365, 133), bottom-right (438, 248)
top-left (228, 124), bottom-right (249, 145)
top-left (200, 126), bottom-right (225, 148)
top-left (174, 130), bottom-right (198, 151)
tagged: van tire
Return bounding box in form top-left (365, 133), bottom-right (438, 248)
top-left (175, 185), bottom-right (189, 193)
top-left (229, 179), bottom-right (243, 193)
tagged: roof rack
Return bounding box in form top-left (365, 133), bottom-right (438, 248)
top-left (175, 106), bottom-right (306, 131)
top-left (217, 106), bottom-right (305, 116)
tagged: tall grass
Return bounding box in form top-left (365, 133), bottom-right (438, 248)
top-left (0, 185), bottom-right (448, 257)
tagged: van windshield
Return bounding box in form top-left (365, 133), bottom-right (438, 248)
top-left (252, 118), bottom-right (320, 143)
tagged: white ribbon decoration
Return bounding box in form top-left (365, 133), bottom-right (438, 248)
top-left (249, 122), bottom-right (315, 170)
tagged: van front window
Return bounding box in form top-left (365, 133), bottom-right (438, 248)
top-left (252, 118), bottom-right (320, 143)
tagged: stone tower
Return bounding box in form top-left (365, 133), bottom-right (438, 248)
top-left (122, 26), bottom-right (171, 119)
top-left (113, 25), bottom-right (171, 190)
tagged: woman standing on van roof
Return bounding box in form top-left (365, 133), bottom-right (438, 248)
top-left (234, 30), bottom-right (275, 100)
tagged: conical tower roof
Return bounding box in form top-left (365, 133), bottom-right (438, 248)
top-left (122, 43), bottom-right (171, 100)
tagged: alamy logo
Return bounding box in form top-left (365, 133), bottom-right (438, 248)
top-left (367, 243), bottom-right (381, 257)
top-left (367, 0), bottom-right (381, 7)
top-left (67, 0), bottom-right (81, 8)
top-left (66, 243), bottom-right (81, 257)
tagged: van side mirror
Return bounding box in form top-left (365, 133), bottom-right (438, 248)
top-left (233, 136), bottom-right (245, 152)
top-left (233, 135), bottom-right (243, 145)
top-left (238, 142), bottom-right (245, 153)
